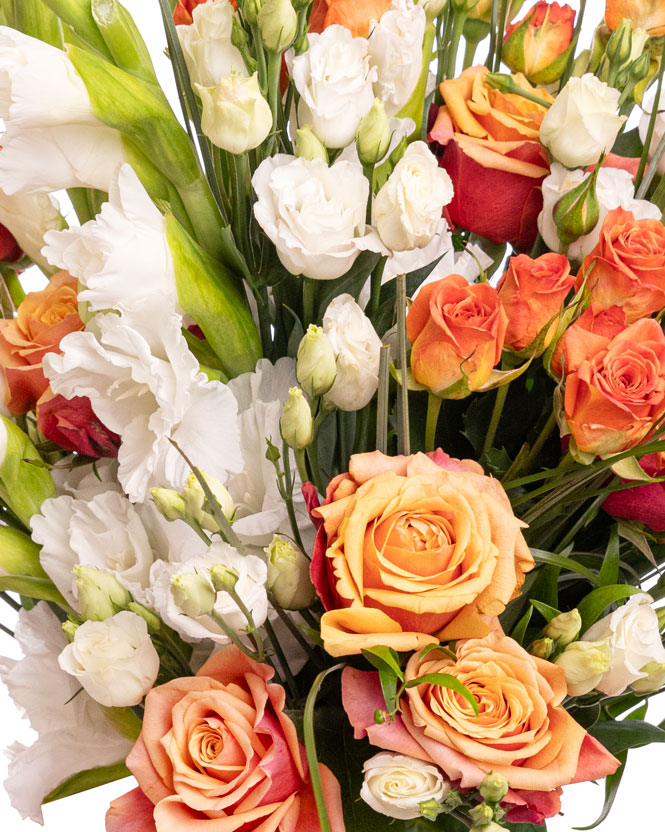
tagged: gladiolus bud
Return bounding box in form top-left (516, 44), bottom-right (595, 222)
top-left (530, 637), bottom-right (554, 659)
top-left (197, 71), bottom-right (272, 154)
top-left (265, 535), bottom-right (316, 609)
top-left (171, 572), bottom-right (216, 617)
top-left (74, 565), bottom-right (132, 621)
top-left (280, 387), bottom-right (313, 449)
top-left (479, 771), bottom-right (509, 804)
top-left (553, 166), bottom-right (600, 247)
top-left (150, 486), bottom-right (188, 522)
top-left (182, 471), bottom-right (236, 533)
top-left (545, 608), bottom-right (581, 645)
top-left (356, 99), bottom-right (391, 166)
top-left (469, 803), bottom-right (494, 825)
top-left (258, 0), bottom-right (297, 52)
top-left (632, 661), bottom-right (665, 693)
top-left (209, 563), bottom-right (240, 593)
top-left (296, 324), bottom-right (337, 397)
top-left (554, 640), bottom-right (612, 696)
top-left (295, 125), bottom-right (328, 162)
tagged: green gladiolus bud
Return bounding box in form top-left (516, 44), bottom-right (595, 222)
top-left (545, 608), bottom-right (581, 646)
top-left (295, 125), bottom-right (328, 162)
top-left (74, 565), bottom-right (131, 621)
top-left (356, 99), bottom-right (391, 166)
top-left (171, 572), bottom-right (216, 617)
top-left (280, 387), bottom-right (313, 449)
top-left (479, 771), bottom-right (509, 803)
top-left (296, 324), bottom-right (337, 397)
top-left (265, 535), bottom-right (315, 610)
top-left (258, 0), bottom-right (297, 52)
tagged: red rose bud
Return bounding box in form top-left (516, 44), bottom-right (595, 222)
top-left (0, 222), bottom-right (22, 263)
top-left (503, 2), bottom-right (576, 85)
top-left (36, 390), bottom-right (121, 458)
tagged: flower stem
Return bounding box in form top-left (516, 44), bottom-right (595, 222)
top-left (264, 617), bottom-right (298, 702)
top-left (376, 345), bottom-right (391, 454)
top-left (396, 274), bottom-right (410, 456)
top-left (281, 440), bottom-right (306, 551)
top-left (425, 393), bottom-right (443, 453)
top-left (210, 610), bottom-right (262, 661)
top-left (446, 9), bottom-right (468, 79)
top-left (521, 410), bottom-right (558, 475)
top-left (482, 382), bottom-right (509, 456)
top-left (302, 277), bottom-right (316, 326)
top-left (270, 597), bottom-right (324, 668)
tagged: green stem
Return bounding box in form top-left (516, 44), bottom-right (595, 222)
top-left (367, 258), bottom-right (385, 320)
top-left (306, 409), bottom-right (329, 495)
top-left (425, 393), bottom-right (443, 453)
top-left (446, 10), bottom-right (468, 79)
top-left (493, 0), bottom-right (510, 71)
top-left (294, 448), bottom-right (310, 489)
top-left (210, 610), bottom-right (262, 661)
top-left (252, 25), bottom-right (268, 95)
top-left (436, 3), bottom-right (453, 87)
top-left (363, 162), bottom-right (374, 224)
top-left (266, 49), bottom-right (283, 153)
top-left (0, 591), bottom-right (20, 611)
top-left (270, 597), bottom-right (323, 667)
top-left (264, 617), bottom-right (298, 701)
top-left (486, 75), bottom-right (552, 108)
top-left (255, 283), bottom-right (273, 359)
top-left (482, 382), bottom-right (509, 456)
top-left (396, 274), bottom-right (410, 456)
top-left (0, 268), bottom-right (24, 308)
top-left (0, 621), bottom-right (14, 638)
top-left (463, 30), bottom-right (483, 70)
top-left (281, 441), bottom-right (306, 551)
top-left (302, 277), bottom-right (316, 326)
top-left (376, 345), bottom-right (390, 454)
top-left (521, 410), bottom-right (558, 475)
top-left (487, 0), bottom-right (499, 70)
top-left (554, 494), bottom-right (606, 554)
top-left (637, 128), bottom-right (665, 199)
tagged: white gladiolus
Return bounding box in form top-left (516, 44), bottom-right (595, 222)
top-left (360, 752), bottom-right (449, 820)
top-left (539, 74), bottom-right (625, 168)
top-left (197, 71), bottom-right (272, 153)
top-left (323, 294), bottom-right (382, 411)
top-left (176, 0), bottom-right (247, 87)
top-left (0, 189), bottom-right (64, 270)
top-left (374, 142), bottom-right (454, 251)
top-left (291, 26), bottom-right (377, 148)
top-left (58, 611), bottom-right (160, 707)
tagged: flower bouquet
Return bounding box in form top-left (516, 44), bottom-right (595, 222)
top-left (2, 0), bottom-right (665, 830)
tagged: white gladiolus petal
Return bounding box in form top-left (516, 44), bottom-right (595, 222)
top-left (0, 189), bottom-right (63, 269)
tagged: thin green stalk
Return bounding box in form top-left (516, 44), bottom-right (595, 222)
top-left (396, 275), bottom-right (410, 456)
top-left (294, 448), bottom-right (310, 489)
top-left (554, 494), bottom-right (607, 553)
top-left (306, 409), bottom-right (329, 495)
top-left (637, 129), bottom-right (665, 199)
top-left (482, 383), bottom-right (509, 456)
top-left (363, 162), bottom-right (375, 225)
top-left (435, 6), bottom-right (450, 94)
top-left (446, 9), bottom-right (468, 79)
top-left (302, 277), bottom-right (316, 325)
top-left (463, 29), bottom-right (483, 70)
top-left (298, 607), bottom-right (320, 629)
top-left (651, 174), bottom-right (665, 213)
top-left (0, 268), bottom-right (24, 308)
top-left (210, 610), bottom-right (262, 660)
top-left (376, 345), bottom-right (390, 454)
top-left (520, 410), bottom-right (558, 475)
top-left (255, 283), bottom-right (273, 359)
top-left (636, 57), bottom-right (665, 189)
top-left (251, 25), bottom-right (268, 94)
top-left (281, 440), bottom-right (306, 551)
top-left (558, 0), bottom-right (587, 90)
top-left (425, 393), bottom-right (443, 453)
top-left (367, 259), bottom-right (386, 321)
top-left (0, 621), bottom-right (14, 638)
top-left (493, 0), bottom-right (510, 71)
top-left (0, 591), bottom-right (21, 611)
top-left (264, 617), bottom-right (298, 702)
top-left (266, 49), bottom-right (283, 153)
top-left (487, 0), bottom-right (499, 70)
top-left (270, 597), bottom-right (324, 667)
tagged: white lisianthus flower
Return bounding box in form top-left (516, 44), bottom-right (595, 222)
top-left (639, 87), bottom-right (665, 176)
top-left (538, 162), bottom-right (661, 261)
top-left (148, 542), bottom-right (268, 643)
top-left (0, 604), bottom-right (133, 822)
top-left (540, 74), bottom-right (625, 168)
top-left (554, 640), bottom-right (612, 696)
top-left (583, 593), bottom-right (665, 697)
top-left (368, 0), bottom-right (426, 116)
top-left (291, 26), bottom-right (377, 148)
top-left (197, 71), bottom-right (272, 153)
top-left (0, 189), bottom-right (64, 270)
top-left (374, 142), bottom-right (454, 251)
top-left (43, 305), bottom-right (242, 502)
top-left (253, 155), bottom-right (379, 280)
top-left (42, 164), bottom-right (176, 313)
top-left (176, 0), bottom-right (247, 87)
top-left (323, 294), bottom-right (382, 411)
top-left (361, 752), bottom-right (449, 820)
top-left (58, 611), bottom-right (160, 707)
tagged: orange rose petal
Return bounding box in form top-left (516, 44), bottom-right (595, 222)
top-left (153, 793), bottom-right (296, 832)
top-left (320, 607), bottom-right (438, 656)
top-left (440, 69), bottom-right (489, 139)
top-left (455, 136), bottom-right (549, 177)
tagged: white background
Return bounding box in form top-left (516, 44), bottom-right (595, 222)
top-left (0, 0), bottom-right (662, 829)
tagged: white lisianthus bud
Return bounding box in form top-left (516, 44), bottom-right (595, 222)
top-left (171, 572), bottom-right (217, 617)
top-left (631, 661), bottom-right (665, 694)
top-left (295, 125), bottom-right (328, 162)
top-left (374, 142), bottom-right (454, 251)
top-left (360, 752), bottom-right (449, 820)
top-left (419, 0), bottom-right (447, 20)
top-left (280, 387), bottom-right (313, 449)
top-left (258, 0), bottom-right (297, 52)
top-left (176, 0), bottom-right (248, 87)
top-left (554, 640), bottom-right (612, 696)
top-left (478, 771), bottom-right (509, 804)
top-left (265, 535), bottom-right (316, 610)
top-left (243, 0), bottom-right (263, 25)
top-left (58, 611), bottom-right (160, 707)
top-left (74, 565), bottom-right (132, 622)
top-left (296, 324), bottom-right (337, 398)
top-left (545, 609), bottom-right (582, 646)
top-left (197, 71), bottom-right (272, 153)
top-left (150, 486), bottom-right (188, 522)
top-left (530, 637), bottom-right (554, 659)
top-left (539, 74), bottom-right (626, 168)
top-left (182, 471), bottom-right (236, 532)
top-left (323, 294), bottom-right (382, 411)
top-left (356, 99), bottom-right (391, 166)
top-left (209, 563), bottom-right (240, 593)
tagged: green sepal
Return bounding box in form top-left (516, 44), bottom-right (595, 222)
top-left (0, 415), bottom-right (56, 527)
top-left (91, 0), bottom-right (156, 83)
top-left (1, 0), bottom-right (63, 48)
top-left (40, 0), bottom-right (113, 58)
top-left (0, 526), bottom-right (47, 578)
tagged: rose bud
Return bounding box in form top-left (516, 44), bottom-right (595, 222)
top-left (197, 70), bottom-right (272, 153)
top-left (170, 572), bottom-right (216, 618)
top-left (545, 608), bottom-right (581, 646)
top-left (258, 0), bottom-right (297, 51)
top-left (265, 534), bottom-right (316, 610)
top-left (296, 323), bottom-right (337, 398)
top-left (73, 564), bottom-right (132, 622)
top-left (552, 165), bottom-right (600, 247)
top-left (554, 640), bottom-right (612, 696)
top-left (478, 771), bottom-right (509, 804)
top-left (295, 125), bottom-right (328, 161)
top-left (356, 98), bottom-right (391, 166)
top-left (360, 752), bottom-right (449, 820)
top-left (503, 2), bottom-right (576, 85)
top-left (280, 386), bottom-right (313, 449)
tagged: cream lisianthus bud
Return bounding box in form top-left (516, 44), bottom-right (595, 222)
top-left (530, 637), bottom-right (554, 659)
top-left (197, 71), bottom-right (272, 153)
top-left (469, 804), bottom-right (494, 826)
top-left (632, 661), bottom-right (665, 694)
top-left (150, 486), bottom-right (188, 522)
top-left (209, 563), bottom-right (240, 593)
top-left (478, 771), bottom-right (509, 804)
top-left (554, 640), bottom-right (612, 696)
top-left (544, 609), bottom-right (582, 646)
top-left (265, 535), bottom-right (316, 609)
top-left (295, 125), bottom-right (328, 162)
top-left (280, 387), bottom-right (313, 449)
top-left (296, 324), bottom-right (337, 398)
top-left (182, 471), bottom-right (235, 533)
top-left (58, 611), bottom-right (160, 708)
top-left (74, 565), bottom-right (132, 621)
top-left (360, 752), bottom-right (449, 820)
top-left (171, 572), bottom-right (216, 617)
top-left (258, 0), bottom-right (297, 52)
top-left (419, 0), bottom-right (447, 21)
top-left (356, 99), bottom-right (391, 166)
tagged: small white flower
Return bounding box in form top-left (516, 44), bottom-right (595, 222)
top-left (360, 752), bottom-right (449, 820)
top-left (197, 71), bottom-right (272, 154)
top-left (176, 0), bottom-right (247, 88)
top-left (554, 640), bottom-right (612, 696)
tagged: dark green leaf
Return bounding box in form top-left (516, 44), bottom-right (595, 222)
top-left (42, 762), bottom-right (131, 804)
top-left (599, 527), bottom-right (620, 587)
top-left (530, 548), bottom-right (601, 586)
top-left (612, 126), bottom-right (643, 158)
top-left (317, 251), bottom-right (382, 321)
top-left (574, 751), bottom-right (627, 830)
top-left (419, 642), bottom-right (456, 662)
top-left (482, 447), bottom-right (512, 477)
top-left (404, 673), bottom-right (478, 716)
top-left (572, 702), bottom-right (601, 730)
top-left (511, 604), bottom-right (534, 645)
top-left (577, 585), bottom-right (642, 632)
top-left (589, 719), bottom-right (665, 755)
top-left (361, 645), bottom-right (404, 681)
top-left (378, 667), bottom-right (398, 715)
top-left (530, 599), bottom-right (562, 622)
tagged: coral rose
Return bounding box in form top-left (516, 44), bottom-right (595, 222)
top-left (551, 302), bottom-right (627, 378)
top-left (308, 450), bottom-right (533, 656)
top-left (606, 0), bottom-right (665, 37)
top-left (106, 645), bottom-right (344, 832)
top-left (309, 0), bottom-right (391, 37)
top-left (407, 274), bottom-right (507, 396)
top-left (429, 65), bottom-right (551, 249)
top-left (342, 632), bottom-right (620, 824)
top-left (497, 252), bottom-right (573, 352)
top-left (563, 317), bottom-right (665, 455)
top-left (577, 207), bottom-right (665, 323)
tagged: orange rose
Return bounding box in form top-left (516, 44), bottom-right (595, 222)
top-left (342, 633), bottom-right (619, 823)
top-left (106, 646), bottom-right (344, 832)
top-left (503, 2), bottom-right (576, 85)
top-left (407, 274), bottom-right (507, 396)
top-left (309, 450), bottom-right (533, 656)
top-left (564, 317), bottom-right (665, 455)
top-left (551, 302), bottom-right (627, 378)
top-left (429, 66), bottom-right (552, 248)
top-left (606, 0), bottom-right (665, 37)
top-left (498, 252), bottom-right (573, 352)
top-left (0, 272), bottom-right (83, 413)
top-left (577, 207), bottom-right (665, 323)
top-left (309, 0), bottom-right (391, 37)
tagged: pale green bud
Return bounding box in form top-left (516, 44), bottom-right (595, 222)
top-left (295, 125), bottom-right (328, 162)
top-left (554, 640), bottom-right (611, 696)
top-left (419, 0), bottom-right (448, 22)
top-left (258, 0), bottom-right (297, 52)
top-left (356, 99), bottom-right (391, 166)
top-left (443, 790), bottom-right (463, 810)
top-left (470, 823), bottom-right (508, 832)
top-left (632, 661), bottom-right (665, 694)
top-left (74, 565), bottom-right (131, 621)
top-left (553, 169), bottom-right (600, 247)
top-left (478, 771), bottom-right (509, 804)
top-left (296, 325), bottom-right (337, 397)
top-left (469, 803), bottom-right (494, 826)
top-left (419, 798), bottom-right (444, 820)
top-left (242, 0), bottom-right (263, 26)
top-left (150, 487), bottom-right (188, 522)
top-left (605, 18), bottom-right (633, 68)
top-left (171, 573), bottom-right (216, 617)
top-left (265, 535), bottom-right (316, 610)
top-left (530, 637), bottom-right (554, 659)
top-left (62, 620), bottom-right (80, 642)
top-left (280, 387), bottom-right (313, 449)
top-left (128, 601), bottom-right (163, 634)
top-left (182, 471), bottom-right (236, 533)
top-left (231, 16), bottom-right (249, 51)
top-left (209, 564), bottom-right (240, 593)
top-left (544, 609), bottom-right (581, 646)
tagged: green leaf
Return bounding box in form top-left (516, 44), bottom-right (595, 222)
top-left (404, 673), bottom-right (479, 717)
top-left (419, 642), bottom-right (456, 662)
top-left (0, 575), bottom-right (70, 609)
top-left (530, 599), bottom-right (562, 623)
top-left (577, 585), bottom-right (642, 632)
top-left (42, 762), bottom-right (131, 804)
top-left (617, 521), bottom-right (658, 570)
top-left (0, 415), bottom-right (56, 527)
top-left (511, 604), bottom-right (534, 645)
top-left (609, 454), bottom-right (658, 481)
top-left (599, 527), bottom-right (621, 587)
top-left (530, 548), bottom-right (601, 586)
top-left (574, 750), bottom-right (627, 832)
top-left (378, 667), bottom-right (398, 716)
top-left (589, 719), bottom-right (665, 755)
top-left (316, 251), bottom-right (382, 322)
top-left (361, 645), bottom-right (404, 681)
top-left (612, 126), bottom-right (643, 158)
top-left (572, 702), bottom-right (601, 730)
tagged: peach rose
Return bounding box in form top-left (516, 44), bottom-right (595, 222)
top-left (577, 207), bottom-right (665, 323)
top-left (564, 317), bottom-right (665, 455)
top-left (308, 450), bottom-right (533, 657)
top-left (106, 645), bottom-right (344, 832)
top-left (342, 632), bottom-right (620, 824)
top-left (606, 0), bottom-right (665, 37)
top-left (0, 271), bottom-right (82, 413)
top-left (309, 0), bottom-right (391, 37)
top-left (407, 274), bottom-right (507, 396)
top-left (497, 252), bottom-right (573, 352)
top-left (429, 65), bottom-right (552, 249)
top-left (551, 302), bottom-right (627, 378)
